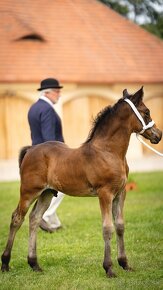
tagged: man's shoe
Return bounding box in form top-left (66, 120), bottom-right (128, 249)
top-left (39, 219), bottom-right (62, 233)
top-left (39, 219), bottom-right (55, 233)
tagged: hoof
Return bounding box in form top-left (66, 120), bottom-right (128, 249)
top-left (118, 257), bottom-right (133, 271)
top-left (28, 256), bottom-right (43, 272)
top-left (124, 265), bottom-right (134, 272)
top-left (106, 270), bottom-right (117, 278)
top-left (1, 254), bottom-right (10, 272)
top-left (32, 265), bottom-right (43, 272)
top-left (1, 264), bottom-right (10, 272)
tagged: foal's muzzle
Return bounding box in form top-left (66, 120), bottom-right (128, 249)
top-left (143, 126), bottom-right (162, 144)
top-left (149, 128), bottom-right (162, 144)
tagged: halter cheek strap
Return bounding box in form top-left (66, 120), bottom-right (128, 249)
top-left (124, 98), bottom-right (163, 157)
top-left (124, 98), bottom-right (155, 134)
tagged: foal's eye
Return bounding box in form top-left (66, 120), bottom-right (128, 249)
top-left (145, 109), bottom-right (150, 116)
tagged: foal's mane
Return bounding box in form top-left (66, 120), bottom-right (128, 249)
top-left (85, 98), bottom-right (124, 143)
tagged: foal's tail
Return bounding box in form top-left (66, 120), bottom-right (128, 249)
top-left (19, 146), bottom-right (31, 168)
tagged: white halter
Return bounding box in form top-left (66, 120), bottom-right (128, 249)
top-left (124, 98), bottom-right (163, 157)
top-left (124, 98), bottom-right (155, 134)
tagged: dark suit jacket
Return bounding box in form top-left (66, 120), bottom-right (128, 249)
top-left (28, 99), bottom-right (64, 145)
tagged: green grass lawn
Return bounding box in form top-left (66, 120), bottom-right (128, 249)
top-left (0, 171), bottom-right (163, 290)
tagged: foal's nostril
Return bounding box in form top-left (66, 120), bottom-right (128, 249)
top-left (149, 128), bottom-right (162, 144)
top-left (156, 130), bottom-right (162, 142)
top-left (153, 129), bottom-right (162, 140)
top-left (152, 132), bottom-right (162, 144)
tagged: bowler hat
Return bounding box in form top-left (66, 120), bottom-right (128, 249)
top-left (37, 78), bottom-right (63, 91)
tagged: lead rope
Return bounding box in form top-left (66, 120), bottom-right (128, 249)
top-left (124, 98), bottom-right (163, 157)
top-left (136, 134), bottom-right (163, 157)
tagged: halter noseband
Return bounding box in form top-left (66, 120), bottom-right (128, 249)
top-left (124, 98), bottom-right (155, 134)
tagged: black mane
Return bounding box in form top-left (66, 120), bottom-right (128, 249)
top-left (85, 98), bottom-right (124, 143)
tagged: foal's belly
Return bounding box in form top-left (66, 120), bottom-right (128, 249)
top-left (49, 179), bottom-right (98, 197)
top-left (65, 186), bottom-right (98, 197)
top-left (48, 171), bottom-right (98, 197)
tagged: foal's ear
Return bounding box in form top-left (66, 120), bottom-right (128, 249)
top-left (123, 89), bottom-right (130, 99)
top-left (131, 86), bottom-right (144, 105)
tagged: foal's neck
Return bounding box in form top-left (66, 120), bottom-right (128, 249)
top-left (92, 121), bottom-right (132, 159)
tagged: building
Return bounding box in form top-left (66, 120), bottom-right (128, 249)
top-left (0, 0), bottom-right (163, 160)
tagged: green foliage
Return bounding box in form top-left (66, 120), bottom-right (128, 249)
top-left (0, 171), bottom-right (163, 289)
top-left (99, 0), bottom-right (163, 39)
top-left (142, 13), bottom-right (163, 38)
top-left (99, 0), bottom-right (129, 16)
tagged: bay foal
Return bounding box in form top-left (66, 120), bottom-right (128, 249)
top-left (1, 87), bottom-right (162, 277)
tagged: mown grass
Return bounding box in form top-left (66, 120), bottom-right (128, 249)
top-left (0, 171), bottom-right (163, 290)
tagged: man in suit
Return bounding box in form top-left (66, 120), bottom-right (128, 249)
top-left (28, 78), bottom-right (64, 233)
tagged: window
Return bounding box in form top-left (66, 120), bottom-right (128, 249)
top-left (15, 33), bottom-right (45, 42)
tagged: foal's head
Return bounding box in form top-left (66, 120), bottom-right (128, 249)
top-left (123, 87), bottom-right (162, 144)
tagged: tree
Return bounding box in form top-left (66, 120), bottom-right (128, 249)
top-left (142, 11), bottom-right (163, 38)
top-left (99, 0), bottom-right (163, 39)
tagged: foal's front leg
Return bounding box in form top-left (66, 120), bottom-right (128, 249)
top-left (112, 190), bottom-right (132, 271)
top-left (98, 190), bottom-right (116, 278)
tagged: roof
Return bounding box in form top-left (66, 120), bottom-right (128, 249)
top-left (1, 0), bottom-right (163, 84)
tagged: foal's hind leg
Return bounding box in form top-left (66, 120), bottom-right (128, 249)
top-left (112, 190), bottom-right (132, 271)
top-left (28, 190), bottom-right (54, 272)
top-left (1, 195), bottom-right (31, 272)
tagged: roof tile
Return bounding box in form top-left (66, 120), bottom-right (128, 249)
top-left (0, 0), bottom-right (163, 83)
